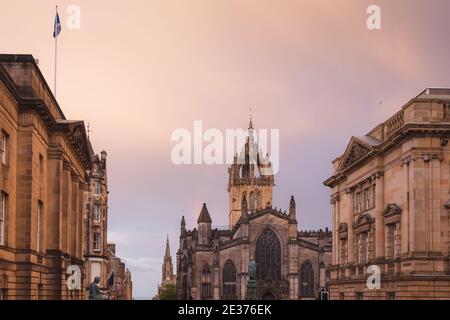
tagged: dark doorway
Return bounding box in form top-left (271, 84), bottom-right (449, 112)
top-left (261, 291), bottom-right (276, 300)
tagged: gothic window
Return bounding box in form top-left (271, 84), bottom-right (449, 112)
top-left (222, 260), bottom-right (237, 299)
top-left (255, 229), bottom-right (281, 281)
top-left (249, 192), bottom-right (255, 212)
top-left (201, 264), bottom-right (212, 299)
top-left (256, 190), bottom-right (262, 210)
top-left (300, 261), bottom-right (314, 297)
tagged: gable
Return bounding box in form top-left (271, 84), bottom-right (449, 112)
top-left (338, 137), bottom-right (374, 171)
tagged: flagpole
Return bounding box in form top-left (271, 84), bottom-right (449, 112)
top-left (54, 5), bottom-right (58, 97)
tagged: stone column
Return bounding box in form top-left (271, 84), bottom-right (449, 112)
top-left (374, 173), bottom-right (385, 259)
top-left (331, 194), bottom-right (340, 265)
top-left (401, 156), bottom-right (411, 254)
top-left (70, 175), bottom-right (79, 257)
top-left (345, 190), bottom-right (355, 263)
top-left (430, 155), bottom-right (442, 254)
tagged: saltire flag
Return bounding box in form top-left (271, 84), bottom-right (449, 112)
top-left (53, 11), bottom-right (61, 38)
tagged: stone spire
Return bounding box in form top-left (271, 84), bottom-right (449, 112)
top-left (164, 235), bottom-right (170, 258)
top-left (197, 203), bottom-right (212, 223)
top-left (162, 235), bottom-right (174, 284)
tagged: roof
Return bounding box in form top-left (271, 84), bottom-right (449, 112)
top-left (197, 203), bottom-right (212, 223)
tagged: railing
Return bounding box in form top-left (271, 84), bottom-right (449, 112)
top-left (385, 111), bottom-right (404, 137)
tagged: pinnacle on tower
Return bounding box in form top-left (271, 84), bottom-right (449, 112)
top-left (290, 195), bottom-right (296, 206)
top-left (197, 203), bottom-right (212, 223)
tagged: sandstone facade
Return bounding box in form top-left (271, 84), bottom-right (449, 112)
top-left (324, 88), bottom-right (450, 300)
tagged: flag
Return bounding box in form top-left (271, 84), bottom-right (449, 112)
top-left (53, 11), bottom-right (61, 38)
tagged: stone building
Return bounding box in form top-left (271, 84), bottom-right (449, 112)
top-left (176, 120), bottom-right (332, 300)
top-left (84, 150), bottom-right (109, 288)
top-left (105, 243), bottom-right (133, 300)
top-left (0, 54), bottom-right (131, 300)
top-left (324, 88), bottom-right (450, 300)
top-left (157, 236), bottom-right (176, 296)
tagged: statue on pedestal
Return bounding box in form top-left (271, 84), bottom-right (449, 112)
top-left (248, 257), bottom-right (257, 282)
top-left (88, 276), bottom-right (108, 300)
top-left (246, 257), bottom-right (257, 300)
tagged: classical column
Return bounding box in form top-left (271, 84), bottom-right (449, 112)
top-left (345, 189), bottom-right (355, 263)
top-left (70, 174), bottom-right (79, 257)
top-left (401, 156), bottom-right (411, 254)
top-left (331, 194), bottom-right (340, 265)
top-left (374, 173), bottom-right (385, 259)
top-left (430, 154), bottom-right (442, 254)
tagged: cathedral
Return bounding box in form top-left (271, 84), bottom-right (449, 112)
top-left (176, 120), bottom-right (332, 300)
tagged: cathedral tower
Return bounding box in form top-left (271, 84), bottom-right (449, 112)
top-left (227, 118), bottom-right (275, 229)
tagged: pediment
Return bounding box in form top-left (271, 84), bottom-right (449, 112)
top-left (383, 203), bottom-right (401, 217)
top-left (383, 203), bottom-right (402, 224)
top-left (338, 137), bottom-right (374, 171)
top-left (353, 213), bottom-right (374, 233)
top-left (338, 223), bottom-right (348, 239)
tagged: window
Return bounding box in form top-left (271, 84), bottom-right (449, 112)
top-left (1, 131), bottom-right (9, 165)
top-left (37, 201), bottom-right (43, 252)
top-left (256, 190), bottom-right (262, 210)
top-left (339, 239), bottom-right (347, 264)
top-left (355, 192), bottom-right (362, 213)
top-left (95, 181), bottom-right (101, 195)
top-left (339, 292), bottom-right (345, 300)
top-left (93, 204), bottom-right (101, 222)
top-left (255, 229), bottom-right (281, 281)
top-left (300, 261), bottom-right (315, 297)
top-left (249, 191), bottom-right (255, 212)
top-left (356, 292), bottom-right (364, 300)
top-left (91, 262), bottom-right (101, 283)
top-left (387, 224), bottom-right (395, 259)
top-left (201, 264), bottom-right (212, 299)
top-left (387, 292), bottom-right (395, 300)
top-left (364, 188), bottom-right (370, 210)
top-left (93, 233), bottom-right (101, 251)
top-left (222, 260), bottom-right (237, 299)
top-left (358, 233), bottom-right (368, 264)
top-left (0, 192), bottom-right (8, 246)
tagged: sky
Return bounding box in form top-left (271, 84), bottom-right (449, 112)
top-left (2, 0), bottom-right (450, 298)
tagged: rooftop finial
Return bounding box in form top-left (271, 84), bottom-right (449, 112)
top-left (249, 107), bottom-right (253, 129)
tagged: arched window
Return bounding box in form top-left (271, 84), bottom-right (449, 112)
top-left (256, 190), bottom-right (262, 210)
top-left (222, 260), bottom-right (237, 299)
top-left (300, 261), bottom-right (314, 297)
top-left (201, 264), bottom-right (212, 299)
top-left (249, 192), bottom-right (255, 212)
top-left (255, 229), bottom-right (281, 281)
